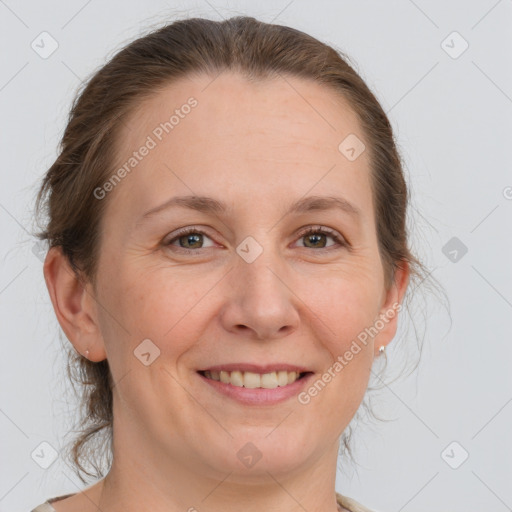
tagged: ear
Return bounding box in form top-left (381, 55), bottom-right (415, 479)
top-left (43, 246), bottom-right (107, 362)
top-left (373, 260), bottom-right (410, 357)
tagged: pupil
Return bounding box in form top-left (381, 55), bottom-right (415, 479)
top-left (181, 233), bottom-right (202, 248)
top-left (306, 233), bottom-right (325, 248)
top-left (178, 233), bottom-right (326, 249)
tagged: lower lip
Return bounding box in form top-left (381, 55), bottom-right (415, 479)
top-left (198, 372), bottom-right (314, 405)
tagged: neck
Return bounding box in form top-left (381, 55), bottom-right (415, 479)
top-left (99, 474), bottom-right (342, 512)
top-left (96, 432), bottom-right (342, 512)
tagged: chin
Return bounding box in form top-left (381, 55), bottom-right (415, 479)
top-left (201, 432), bottom-right (319, 480)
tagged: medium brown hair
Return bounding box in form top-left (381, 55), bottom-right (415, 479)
top-left (34, 15), bottom-right (439, 483)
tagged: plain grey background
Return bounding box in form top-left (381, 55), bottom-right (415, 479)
top-left (1, 1), bottom-right (511, 511)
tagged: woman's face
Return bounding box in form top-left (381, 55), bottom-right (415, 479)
top-left (86, 72), bottom-right (407, 479)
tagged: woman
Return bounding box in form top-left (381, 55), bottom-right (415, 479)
top-left (32, 15), bottom-right (425, 512)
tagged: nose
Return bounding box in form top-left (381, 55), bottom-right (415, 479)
top-left (219, 249), bottom-right (300, 341)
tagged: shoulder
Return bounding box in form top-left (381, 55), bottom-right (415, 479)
top-left (34, 492), bottom-right (375, 512)
top-left (336, 492), bottom-right (379, 512)
top-left (31, 502), bottom-right (56, 512)
top-left (30, 493), bottom-right (76, 512)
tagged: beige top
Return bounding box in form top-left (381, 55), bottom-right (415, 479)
top-left (31, 492), bottom-right (376, 512)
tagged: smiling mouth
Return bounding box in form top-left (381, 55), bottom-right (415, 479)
top-left (198, 370), bottom-right (311, 389)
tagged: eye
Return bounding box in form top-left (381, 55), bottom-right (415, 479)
top-left (164, 227), bottom-right (216, 252)
top-left (163, 225), bottom-right (347, 255)
top-left (294, 226), bottom-right (347, 250)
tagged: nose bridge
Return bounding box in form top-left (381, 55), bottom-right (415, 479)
top-left (220, 239), bottom-right (300, 339)
top-left (237, 241), bottom-right (287, 305)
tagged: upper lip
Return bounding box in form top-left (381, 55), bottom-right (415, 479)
top-left (198, 363), bottom-right (312, 374)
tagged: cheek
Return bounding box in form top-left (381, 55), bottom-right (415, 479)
top-left (298, 271), bottom-right (380, 416)
top-left (304, 269), bottom-right (383, 346)
top-left (101, 265), bottom-right (213, 358)
top-left (302, 282), bottom-right (376, 420)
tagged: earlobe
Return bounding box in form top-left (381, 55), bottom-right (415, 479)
top-left (373, 260), bottom-right (410, 356)
top-left (43, 246), bottom-right (107, 362)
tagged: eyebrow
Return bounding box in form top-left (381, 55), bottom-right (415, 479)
top-left (137, 194), bottom-right (361, 225)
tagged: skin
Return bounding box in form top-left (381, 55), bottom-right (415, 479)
top-left (44, 72), bottom-right (409, 512)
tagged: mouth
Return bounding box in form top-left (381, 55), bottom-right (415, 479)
top-left (196, 364), bottom-right (315, 405)
top-left (198, 369), bottom-right (312, 389)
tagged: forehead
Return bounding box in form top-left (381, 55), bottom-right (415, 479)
top-left (119, 71), bottom-right (363, 154)
top-left (108, 72), bottom-right (372, 220)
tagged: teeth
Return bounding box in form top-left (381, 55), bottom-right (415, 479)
top-left (230, 371), bottom-right (244, 387)
top-left (261, 372), bottom-right (278, 388)
top-left (243, 371), bottom-right (261, 389)
top-left (277, 370), bottom-right (288, 386)
top-left (203, 369), bottom-right (303, 388)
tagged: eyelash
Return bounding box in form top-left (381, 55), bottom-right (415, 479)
top-left (295, 226), bottom-right (347, 250)
top-left (164, 225), bottom-right (348, 254)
